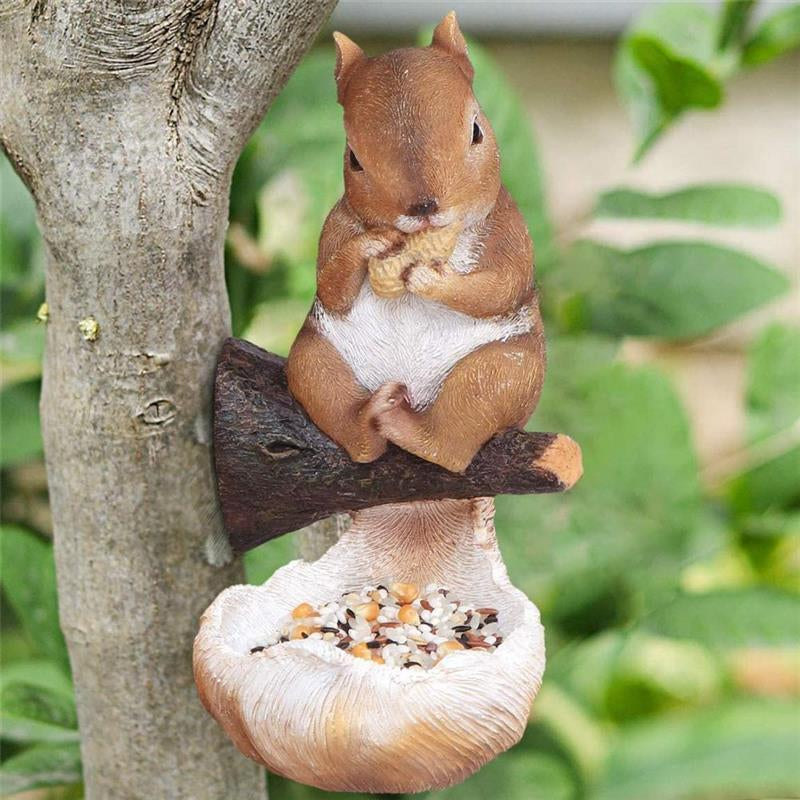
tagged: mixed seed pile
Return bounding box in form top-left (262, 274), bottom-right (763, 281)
top-left (251, 582), bottom-right (503, 669)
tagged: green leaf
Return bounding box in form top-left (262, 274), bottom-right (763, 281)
top-left (1, 682), bottom-right (79, 743)
top-left (717, 0), bottom-right (756, 51)
top-left (1, 628), bottom-right (38, 664)
top-left (0, 525), bottom-right (69, 671)
top-left (745, 323), bottom-right (800, 441)
top-left (0, 317), bottom-right (45, 386)
top-left (267, 773), bottom-right (373, 800)
top-left (0, 742), bottom-right (82, 795)
top-left (0, 155), bottom-right (37, 236)
top-left (0, 155), bottom-right (40, 289)
top-left (591, 700), bottom-right (800, 800)
top-left (739, 508), bottom-right (800, 539)
top-left (552, 632), bottom-right (722, 726)
top-left (742, 4), bottom-right (800, 66)
top-left (614, 44), bottom-right (667, 163)
top-left (629, 35), bottom-right (722, 113)
top-left (641, 587), bottom-right (800, 648)
top-left (547, 362), bottom-right (700, 583)
top-left (728, 324), bottom-right (800, 516)
top-left (0, 318), bottom-right (45, 363)
top-left (241, 299), bottom-right (311, 359)
top-left (501, 341), bottom-right (702, 625)
top-left (227, 49), bottom-right (345, 329)
top-left (632, 4), bottom-right (720, 64)
top-left (728, 444), bottom-right (800, 515)
top-left (0, 660), bottom-right (73, 696)
top-left (526, 335), bottom-right (619, 436)
top-left (224, 255), bottom-right (287, 338)
top-left (595, 184), bottom-right (781, 227)
top-left (558, 240), bottom-right (788, 339)
top-left (423, 751), bottom-right (576, 800)
top-left (244, 535), bottom-right (297, 585)
top-left (1, 157), bottom-right (46, 337)
top-left (235, 49), bottom-right (346, 303)
top-left (0, 379), bottom-right (43, 465)
top-left (533, 682), bottom-right (610, 776)
top-left (615, 4), bottom-right (726, 160)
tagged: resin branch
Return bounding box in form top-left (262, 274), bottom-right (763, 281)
top-left (214, 338), bottom-right (583, 553)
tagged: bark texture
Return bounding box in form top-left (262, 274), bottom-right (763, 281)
top-left (0, 2), bottom-right (335, 797)
top-left (296, 514), bottom-right (351, 561)
top-left (215, 339), bottom-right (583, 553)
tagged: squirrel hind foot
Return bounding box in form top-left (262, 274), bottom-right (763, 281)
top-left (362, 381), bottom-right (411, 421)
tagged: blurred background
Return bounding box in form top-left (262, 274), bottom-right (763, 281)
top-left (1, 1), bottom-right (798, 798)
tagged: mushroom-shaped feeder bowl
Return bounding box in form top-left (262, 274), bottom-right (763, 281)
top-left (194, 498), bottom-right (544, 794)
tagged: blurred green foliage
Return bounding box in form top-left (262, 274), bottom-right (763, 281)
top-left (2, 2), bottom-right (799, 798)
top-left (594, 184), bottom-right (782, 226)
top-left (615, 0), bottom-right (800, 159)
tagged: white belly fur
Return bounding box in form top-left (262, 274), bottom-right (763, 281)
top-left (313, 282), bottom-right (533, 410)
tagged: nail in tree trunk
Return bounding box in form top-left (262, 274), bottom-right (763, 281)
top-left (0, 2), bottom-right (335, 797)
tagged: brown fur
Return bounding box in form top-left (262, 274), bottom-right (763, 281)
top-left (286, 14), bottom-right (546, 473)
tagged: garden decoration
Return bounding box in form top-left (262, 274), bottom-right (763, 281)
top-left (194, 13), bottom-right (582, 793)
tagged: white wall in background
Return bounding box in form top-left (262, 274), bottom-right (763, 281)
top-left (331, 0), bottom-right (792, 37)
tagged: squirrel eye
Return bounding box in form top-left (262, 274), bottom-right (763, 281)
top-left (348, 147), bottom-right (363, 172)
top-left (471, 119), bottom-right (484, 145)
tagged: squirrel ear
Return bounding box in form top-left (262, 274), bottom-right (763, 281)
top-left (431, 11), bottom-right (474, 83)
top-left (333, 32), bottom-right (365, 104)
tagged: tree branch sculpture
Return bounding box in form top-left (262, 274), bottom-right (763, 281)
top-left (0, 2), bottom-right (335, 797)
top-left (215, 338), bottom-right (583, 553)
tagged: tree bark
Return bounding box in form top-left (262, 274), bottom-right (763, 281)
top-left (296, 514), bottom-right (351, 561)
top-left (0, 2), bottom-right (335, 798)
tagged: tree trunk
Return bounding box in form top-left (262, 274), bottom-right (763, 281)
top-left (297, 515), bottom-right (352, 561)
top-left (0, 2), bottom-right (335, 797)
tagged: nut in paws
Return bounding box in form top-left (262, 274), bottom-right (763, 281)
top-left (368, 256), bottom-right (407, 298)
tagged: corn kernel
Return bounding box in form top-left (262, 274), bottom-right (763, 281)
top-left (291, 603), bottom-right (315, 619)
top-left (351, 643), bottom-right (372, 660)
top-left (438, 640), bottom-right (464, 655)
top-left (391, 582), bottom-right (419, 604)
top-left (290, 625), bottom-right (315, 640)
top-left (355, 602), bottom-right (379, 621)
top-left (398, 604), bottom-right (420, 626)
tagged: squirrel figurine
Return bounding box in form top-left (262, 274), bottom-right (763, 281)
top-left (286, 12), bottom-right (545, 474)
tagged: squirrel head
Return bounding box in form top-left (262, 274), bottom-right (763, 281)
top-left (333, 12), bottom-right (501, 233)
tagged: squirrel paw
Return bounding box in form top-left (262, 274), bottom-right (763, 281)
top-left (404, 263), bottom-right (443, 296)
top-left (363, 229), bottom-right (405, 259)
top-left (364, 381), bottom-right (410, 419)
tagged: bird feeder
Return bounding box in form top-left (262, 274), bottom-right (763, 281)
top-left (193, 338), bottom-right (581, 793)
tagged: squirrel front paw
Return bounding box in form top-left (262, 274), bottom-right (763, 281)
top-left (363, 228), bottom-right (406, 260)
top-left (404, 263), bottom-right (443, 297)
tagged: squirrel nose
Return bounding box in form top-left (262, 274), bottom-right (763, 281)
top-left (407, 198), bottom-right (438, 217)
